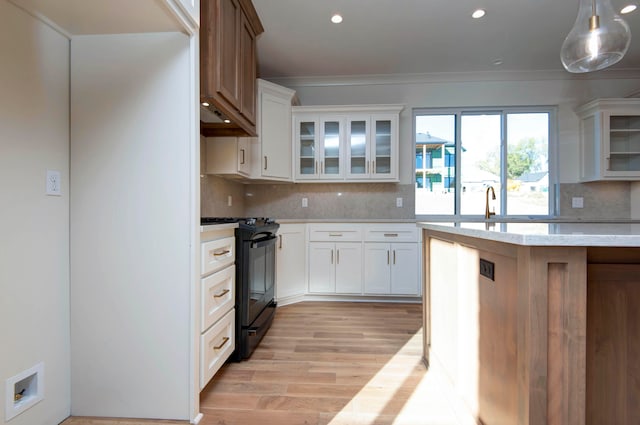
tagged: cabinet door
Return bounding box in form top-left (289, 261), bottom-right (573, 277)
top-left (239, 12), bottom-right (256, 124)
top-left (347, 116), bottom-right (370, 178)
top-left (215, 0), bottom-right (241, 109)
top-left (237, 137), bottom-right (251, 175)
top-left (276, 224), bottom-right (306, 300)
top-left (370, 114), bottom-right (397, 180)
top-left (364, 243), bottom-right (391, 294)
top-left (260, 89), bottom-right (292, 179)
top-left (390, 243), bottom-right (419, 295)
top-left (319, 117), bottom-right (344, 179)
top-left (603, 112), bottom-right (640, 178)
top-left (335, 243), bottom-right (362, 294)
top-left (295, 117), bottom-right (318, 179)
top-left (309, 242), bottom-right (335, 293)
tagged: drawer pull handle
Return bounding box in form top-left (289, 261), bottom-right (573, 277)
top-left (213, 336), bottom-right (230, 350)
top-left (384, 233), bottom-right (399, 237)
top-left (213, 289), bottom-right (230, 298)
top-left (212, 250), bottom-right (230, 257)
top-left (329, 233), bottom-right (343, 237)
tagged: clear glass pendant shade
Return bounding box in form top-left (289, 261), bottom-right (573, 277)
top-left (561, 0), bottom-right (631, 73)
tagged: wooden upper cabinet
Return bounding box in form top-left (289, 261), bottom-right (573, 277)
top-left (239, 12), bottom-right (257, 125)
top-left (200, 0), bottom-right (263, 136)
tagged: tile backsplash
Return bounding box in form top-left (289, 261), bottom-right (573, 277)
top-left (244, 183), bottom-right (415, 220)
top-left (559, 181), bottom-right (631, 219)
top-left (201, 176), bottom-right (633, 220)
top-left (200, 175), bottom-right (245, 217)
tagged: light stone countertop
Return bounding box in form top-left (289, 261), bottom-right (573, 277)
top-left (419, 221), bottom-right (640, 247)
top-left (276, 219), bottom-right (419, 224)
top-left (200, 223), bottom-right (238, 232)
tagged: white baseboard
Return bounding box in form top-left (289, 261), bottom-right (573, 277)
top-left (276, 293), bottom-right (421, 306)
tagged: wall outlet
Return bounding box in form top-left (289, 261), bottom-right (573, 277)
top-left (227, 195), bottom-right (232, 207)
top-left (571, 197), bottom-right (584, 208)
top-left (396, 197), bottom-right (403, 208)
top-left (302, 197), bottom-right (308, 208)
top-left (46, 169), bottom-right (61, 196)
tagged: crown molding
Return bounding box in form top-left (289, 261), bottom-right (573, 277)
top-left (263, 68), bottom-right (640, 88)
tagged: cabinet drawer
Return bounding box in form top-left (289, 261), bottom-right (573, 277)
top-left (200, 308), bottom-right (235, 389)
top-left (201, 236), bottom-right (235, 275)
top-left (201, 266), bottom-right (235, 332)
top-left (364, 225), bottom-right (418, 242)
top-left (309, 224), bottom-right (362, 242)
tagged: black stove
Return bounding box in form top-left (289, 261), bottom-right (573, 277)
top-left (201, 216), bottom-right (279, 361)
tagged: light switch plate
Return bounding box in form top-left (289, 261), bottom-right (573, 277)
top-left (302, 198), bottom-right (308, 208)
top-left (46, 170), bottom-right (61, 196)
top-left (396, 197), bottom-right (403, 208)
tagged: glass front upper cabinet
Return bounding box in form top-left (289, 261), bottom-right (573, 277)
top-left (577, 99), bottom-right (640, 181)
top-left (322, 119), bottom-right (342, 177)
top-left (348, 118), bottom-right (368, 176)
top-left (293, 105), bottom-right (402, 182)
top-left (297, 119), bottom-right (317, 177)
top-left (372, 117), bottom-right (393, 176)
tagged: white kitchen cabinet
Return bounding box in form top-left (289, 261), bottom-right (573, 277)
top-left (250, 79), bottom-right (297, 181)
top-left (200, 307), bottom-right (235, 389)
top-left (294, 114), bottom-right (346, 180)
top-left (293, 105), bottom-right (403, 182)
top-left (308, 242), bottom-right (362, 294)
top-left (276, 223), bottom-right (307, 304)
top-left (577, 98), bottom-right (640, 181)
top-left (363, 223), bottom-right (421, 296)
top-left (364, 243), bottom-right (419, 295)
top-left (346, 114), bottom-right (398, 180)
top-left (199, 225), bottom-right (236, 389)
top-left (204, 136), bottom-right (251, 177)
top-left (308, 223), bottom-right (363, 294)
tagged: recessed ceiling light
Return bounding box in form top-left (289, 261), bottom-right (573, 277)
top-left (201, 102), bottom-right (210, 107)
top-left (621, 4), bottom-right (637, 14)
top-left (223, 119), bottom-right (231, 124)
top-left (331, 14), bottom-right (343, 24)
top-left (492, 59), bottom-right (503, 66)
top-left (472, 9), bottom-right (486, 19)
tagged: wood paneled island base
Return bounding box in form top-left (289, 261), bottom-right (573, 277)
top-left (421, 226), bottom-right (640, 425)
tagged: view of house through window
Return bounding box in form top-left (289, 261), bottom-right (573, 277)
top-left (415, 108), bottom-right (553, 217)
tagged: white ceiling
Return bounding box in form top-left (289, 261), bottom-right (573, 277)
top-left (252, 0), bottom-right (640, 79)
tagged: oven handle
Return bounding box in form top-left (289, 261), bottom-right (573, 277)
top-left (250, 235), bottom-right (277, 249)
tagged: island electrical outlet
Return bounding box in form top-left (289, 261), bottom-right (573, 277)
top-left (479, 258), bottom-right (495, 281)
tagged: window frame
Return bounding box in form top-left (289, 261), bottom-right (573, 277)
top-left (413, 106), bottom-right (558, 220)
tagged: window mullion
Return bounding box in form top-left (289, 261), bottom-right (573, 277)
top-left (501, 112), bottom-right (508, 215)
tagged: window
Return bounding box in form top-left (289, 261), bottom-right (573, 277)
top-left (414, 107), bottom-right (556, 218)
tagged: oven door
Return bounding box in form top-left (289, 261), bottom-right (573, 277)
top-left (244, 233), bottom-right (276, 326)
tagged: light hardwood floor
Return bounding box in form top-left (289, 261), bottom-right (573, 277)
top-left (63, 302), bottom-right (473, 425)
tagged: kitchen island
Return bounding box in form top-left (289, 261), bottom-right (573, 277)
top-left (419, 222), bottom-right (640, 425)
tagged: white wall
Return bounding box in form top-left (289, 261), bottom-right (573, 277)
top-left (279, 74), bottom-right (640, 185)
top-left (70, 33), bottom-right (193, 419)
top-left (0, 2), bottom-right (71, 424)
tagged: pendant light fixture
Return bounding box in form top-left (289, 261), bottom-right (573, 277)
top-left (560, 0), bottom-right (631, 73)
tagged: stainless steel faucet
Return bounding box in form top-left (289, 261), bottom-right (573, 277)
top-left (485, 186), bottom-right (496, 219)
